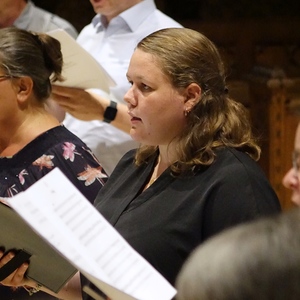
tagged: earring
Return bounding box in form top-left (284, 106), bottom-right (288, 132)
top-left (184, 108), bottom-right (190, 117)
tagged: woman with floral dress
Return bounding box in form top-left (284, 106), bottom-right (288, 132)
top-left (0, 26), bottom-right (108, 300)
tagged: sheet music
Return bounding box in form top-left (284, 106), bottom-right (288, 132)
top-left (8, 168), bottom-right (176, 300)
top-left (47, 29), bottom-right (115, 92)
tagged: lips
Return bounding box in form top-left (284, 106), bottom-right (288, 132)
top-left (131, 117), bottom-right (141, 122)
top-left (128, 110), bottom-right (141, 122)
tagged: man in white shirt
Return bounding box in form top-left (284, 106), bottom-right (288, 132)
top-left (52, 0), bottom-right (182, 174)
top-left (0, 0), bottom-right (78, 38)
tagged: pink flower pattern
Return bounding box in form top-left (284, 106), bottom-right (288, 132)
top-left (2, 140), bottom-right (107, 199)
top-left (33, 155), bottom-right (55, 170)
top-left (77, 165), bottom-right (108, 186)
top-left (18, 169), bottom-right (28, 185)
top-left (62, 142), bottom-right (77, 162)
top-left (7, 184), bottom-right (18, 197)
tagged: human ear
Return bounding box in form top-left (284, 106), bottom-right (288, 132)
top-left (15, 76), bottom-right (33, 103)
top-left (184, 83), bottom-right (201, 113)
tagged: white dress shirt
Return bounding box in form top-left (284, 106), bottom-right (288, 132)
top-left (64, 0), bottom-right (182, 174)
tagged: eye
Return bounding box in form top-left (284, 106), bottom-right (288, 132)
top-left (140, 83), bottom-right (151, 91)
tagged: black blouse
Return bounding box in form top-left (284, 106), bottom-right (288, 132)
top-left (92, 147), bottom-right (281, 287)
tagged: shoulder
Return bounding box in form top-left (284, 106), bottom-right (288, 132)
top-left (193, 147), bottom-right (279, 204)
top-left (202, 147), bottom-right (280, 209)
top-left (37, 126), bottom-right (96, 158)
top-left (46, 125), bottom-right (85, 144)
top-left (135, 0), bottom-right (182, 28)
top-left (133, 5), bottom-right (182, 38)
top-left (150, 10), bottom-right (183, 28)
top-left (212, 147), bottom-right (263, 177)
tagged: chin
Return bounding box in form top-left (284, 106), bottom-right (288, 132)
top-left (129, 131), bottom-right (140, 143)
top-left (291, 194), bottom-right (300, 207)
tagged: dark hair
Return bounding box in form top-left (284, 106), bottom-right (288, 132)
top-left (134, 28), bottom-right (260, 175)
top-left (0, 27), bottom-right (63, 101)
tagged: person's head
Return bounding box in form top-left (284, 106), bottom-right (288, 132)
top-left (125, 28), bottom-right (260, 174)
top-left (176, 208), bottom-right (300, 300)
top-left (89, 0), bottom-right (142, 22)
top-left (0, 0), bottom-right (27, 28)
top-left (282, 122), bottom-right (300, 206)
top-left (0, 26), bottom-right (63, 109)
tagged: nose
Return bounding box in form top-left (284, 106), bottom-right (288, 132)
top-left (123, 88), bottom-right (131, 104)
top-left (124, 86), bottom-right (137, 108)
top-left (282, 168), bottom-right (299, 190)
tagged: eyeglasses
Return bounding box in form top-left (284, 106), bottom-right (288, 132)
top-left (292, 150), bottom-right (300, 176)
top-left (0, 75), bottom-right (12, 82)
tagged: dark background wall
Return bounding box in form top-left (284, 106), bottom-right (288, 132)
top-left (32, 0), bottom-right (95, 32)
top-left (32, 0), bottom-right (300, 32)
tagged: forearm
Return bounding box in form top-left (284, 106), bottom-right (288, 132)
top-left (78, 93), bottom-right (132, 134)
top-left (107, 101), bottom-right (131, 134)
top-left (51, 85), bottom-right (132, 134)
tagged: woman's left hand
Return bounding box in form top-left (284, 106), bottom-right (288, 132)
top-left (0, 251), bottom-right (29, 287)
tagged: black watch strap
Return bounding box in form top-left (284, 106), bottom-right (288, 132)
top-left (103, 100), bottom-right (117, 123)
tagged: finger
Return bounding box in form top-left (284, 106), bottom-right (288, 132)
top-left (0, 252), bottom-right (15, 268)
top-left (1, 263), bottom-right (28, 287)
top-left (10, 263), bottom-right (28, 286)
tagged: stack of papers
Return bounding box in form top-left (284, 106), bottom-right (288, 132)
top-left (6, 168), bottom-right (176, 300)
top-left (47, 29), bottom-right (115, 92)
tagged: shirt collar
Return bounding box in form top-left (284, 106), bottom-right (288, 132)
top-left (92, 0), bottom-right (156, 33)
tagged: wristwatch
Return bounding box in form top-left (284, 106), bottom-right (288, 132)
top-left (103, 100), bottom-right (117, 123)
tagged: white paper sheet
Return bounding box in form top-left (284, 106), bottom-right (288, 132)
top-left (47, 29), bottom-right (115, 92)
top-left (8, 168), bottom-right (176, 300)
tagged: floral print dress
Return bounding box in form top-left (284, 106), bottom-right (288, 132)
top-left (0, 125), bottom-right (108, 204)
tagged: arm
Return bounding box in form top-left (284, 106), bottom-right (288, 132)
top-left (51, 85), bottom-right (131, 134)
top-left (0, 251), bottom-right (82, 300)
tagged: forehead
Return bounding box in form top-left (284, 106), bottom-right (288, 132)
top-left (130, 49), bottom-right (158, 65)
top-left (127, 49), bottom-right (165, 79)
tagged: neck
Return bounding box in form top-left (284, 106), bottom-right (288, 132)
top-left (0, 112), bottom-right (60, 157)
top-left (155, 155), bottom-right (169, 176)
top-left (144, 152), bottom-right (172, 190)
top-left (158, 144), bottom-right (179, 166)
top-left (101, 0), bottom-right (142, 24)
